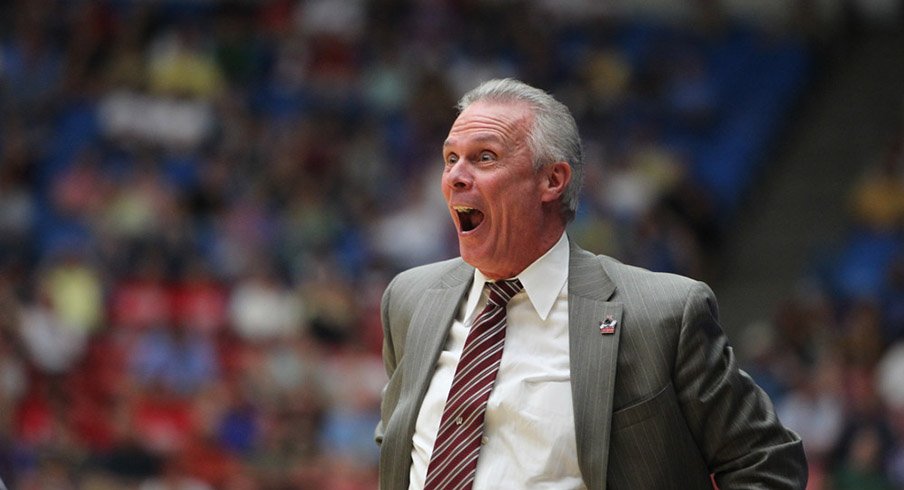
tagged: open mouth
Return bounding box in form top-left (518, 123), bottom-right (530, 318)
top-left (453, 206), bottom-right (485, 232)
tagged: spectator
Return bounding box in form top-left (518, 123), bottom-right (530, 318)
top-left (228, 267), bottom-right (304, 342)
top-left (832, 425), bottom-right (894, 490)
top-left (129, 323), bottom-right (220, 396)
top-left (18, 282), bottom-right (87, 376)
top-left (850, 140), bottom-right (904, 232)
top-left (777, 358), bottom-right (845, 465)
top-left (41, 254), bottom-right (104, 335)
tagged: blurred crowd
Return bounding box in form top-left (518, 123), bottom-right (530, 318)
top-left (750, 124), bottom-right (904, 489)
top-left (0, 0), bottom-right (899, 488)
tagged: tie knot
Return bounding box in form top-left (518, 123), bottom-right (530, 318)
top-left (485, 279), bottom-right (523, 308)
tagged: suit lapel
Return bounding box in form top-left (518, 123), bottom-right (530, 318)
top-left (388, 260), bottom-right (473, 488)
top-left (568, 244), bottom-right (622, 489)
top-left (403, 267), bottom-right (473, 397)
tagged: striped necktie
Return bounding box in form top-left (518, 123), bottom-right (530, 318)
top-left (424, 279), bottom-right (523, 490)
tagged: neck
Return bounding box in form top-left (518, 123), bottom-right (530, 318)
top-left (479, 228), bottom-right (565, 281)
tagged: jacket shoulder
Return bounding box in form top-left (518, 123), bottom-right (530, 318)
top-left (390, 257), bottom-right (469, 290)
top-left (597, 255), bottom-right (705, 296)
top-left (383, 257), bottom-right (471, 311)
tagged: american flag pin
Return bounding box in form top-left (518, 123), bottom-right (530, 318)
top-left (599, 315), bottom-right (617, 335)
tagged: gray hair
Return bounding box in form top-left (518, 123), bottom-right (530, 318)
top-left (457, 78), bottom-right (583, 222)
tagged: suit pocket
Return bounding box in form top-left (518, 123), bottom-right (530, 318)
top-left (611, 382), bottom-right (674, 431)
top-left (607, 381), bottom-right (712, 489)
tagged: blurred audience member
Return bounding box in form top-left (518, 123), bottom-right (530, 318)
top-left (129, 324), bottom-right (219, 396)
top-left (18, 282), bottom-right (87, 376)
top-left (229, 267), bottom-right (304, 342)
top-left (850, 139), bottom-right (904, 231)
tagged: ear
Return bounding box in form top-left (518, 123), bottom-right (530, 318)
top-left (540, 161), bottom-right (572, 203)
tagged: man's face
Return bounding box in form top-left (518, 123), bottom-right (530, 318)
top-left (441, 100), bottom-right (563, 279)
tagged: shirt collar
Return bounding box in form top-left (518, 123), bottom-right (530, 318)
top-left (466, 233), bottom-right (569, 321)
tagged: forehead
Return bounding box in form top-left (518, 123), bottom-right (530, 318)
top-left (444, 100), bottom-right (533, 149)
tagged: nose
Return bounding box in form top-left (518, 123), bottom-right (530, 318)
top-left (444, 160), bottom-right (473, 190)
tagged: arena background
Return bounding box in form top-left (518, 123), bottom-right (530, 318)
top-left (0, 1), bottom-right (903, 488)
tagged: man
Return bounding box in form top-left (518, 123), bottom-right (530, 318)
top-left (376, 78), bottom-right (807, 489)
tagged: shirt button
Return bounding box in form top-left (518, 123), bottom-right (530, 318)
top-left (455, 416), bottom-right (463, 425)
top-left (481, 436), bottom-right (488, 445)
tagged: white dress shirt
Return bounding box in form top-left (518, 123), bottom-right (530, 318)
top-left (409, 233), bottom-right (586, 489)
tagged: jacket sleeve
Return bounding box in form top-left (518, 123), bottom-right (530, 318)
top-left (674, 281), bottom-right (808, 488)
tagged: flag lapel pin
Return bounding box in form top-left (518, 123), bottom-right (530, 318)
top-left (599, 315), bottom-right (618, 335)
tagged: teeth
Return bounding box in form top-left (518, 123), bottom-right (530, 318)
top-left (453, 206), bottom-right (474, 213)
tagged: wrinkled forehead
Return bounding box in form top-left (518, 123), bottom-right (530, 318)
top-left (444, 101), bottom-right (533, 148)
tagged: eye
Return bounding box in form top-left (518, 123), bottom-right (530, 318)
top-left (478, 151), bottom-right (496, 162)
top-left (445, 153), bottom-right (459, 166)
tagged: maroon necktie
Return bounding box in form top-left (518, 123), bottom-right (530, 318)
top-left (424, 279), bottom-right (523, 490)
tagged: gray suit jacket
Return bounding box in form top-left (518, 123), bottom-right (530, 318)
top-left (376, 242), bottom-right (807, 489)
